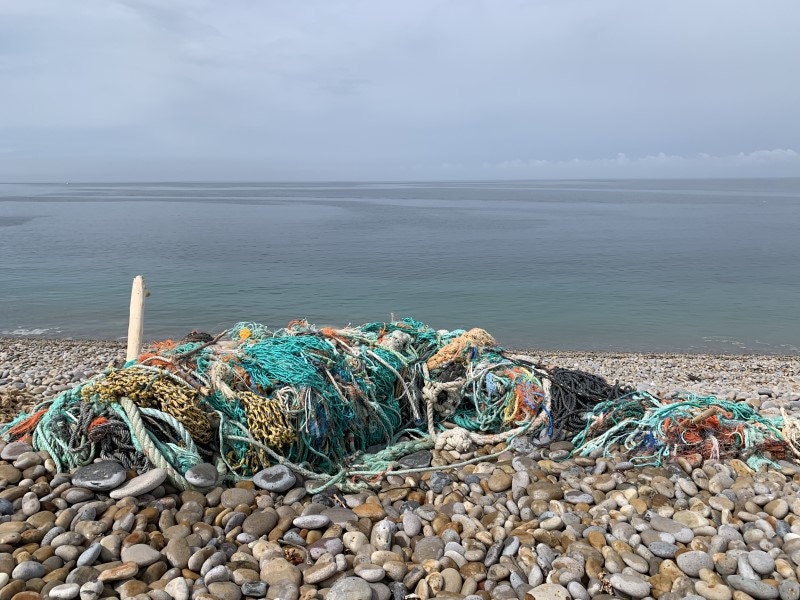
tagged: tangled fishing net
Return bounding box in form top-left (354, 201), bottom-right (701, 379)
top-left (0, 318), bottom-right (624, 490)
top-left (572, 392), bottom-right (791, 470)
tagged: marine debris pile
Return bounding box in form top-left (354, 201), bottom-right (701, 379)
top-left (1, 318), bottom-right (796, 491)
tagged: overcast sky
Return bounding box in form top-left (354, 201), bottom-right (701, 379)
top-left (1, 1), bottom-right (799, 181)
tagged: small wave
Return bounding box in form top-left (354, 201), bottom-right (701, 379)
top-left (0, 327), bottom-right (61, 336)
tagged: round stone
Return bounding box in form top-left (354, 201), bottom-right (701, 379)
top-left (120, 543), bottom-right (163, 567)
top-left (12, 560), bottom-right (46, 581)
top-left (48, 583), bottom-right (80, 600)
top-left (748, 550), bottom-right (776, 576)
top-left (610, 573), bottom-right (651, 599)
top-left (252, 465), bottom-right (296, 492)
top-left (0, 441), bottom-right (33, 461)
top-left (677, 551), bottom-right (714, 577)
top-left (185, 462), bottom-right (218, 488)
top-left (71, 461), bottom-right (126, 491)
top-left (221, 487), bottom-right (255, 508)
top-left (328, 576), bottom-right (372, 600)
top-left (109, 468), bottom-right (167, 499)
top-left (293, 514), bottom-right (330, 529)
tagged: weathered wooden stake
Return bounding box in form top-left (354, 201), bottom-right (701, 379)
top-left (126, 275), bottom-right (149, 362)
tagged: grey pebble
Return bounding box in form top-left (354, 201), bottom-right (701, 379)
top-left (327, 576), bottom-right (372, 600)
top-left (252, 464), bottom-right (296, 492)
top-left (71, 460), bottom-right (126, 491)
top-left (109, 468), bottom-right (167, 499)
top-left (292, 514), bottom-right (331, 529)
top-left (728, 574), bottom-right (779, 600)
top-left (12, 560), bottom-right (46, 581)
top-left (184, 462), bottom-right (219, 488)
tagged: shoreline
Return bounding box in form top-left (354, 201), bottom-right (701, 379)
top-left (2, 336), bottom-right (799, 415)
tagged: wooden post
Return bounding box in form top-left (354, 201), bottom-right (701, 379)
top-left (126, 276), bottom-right (148, 362)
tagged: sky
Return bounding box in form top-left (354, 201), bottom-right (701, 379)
top-left (1, 0), bottom-right (799, 181)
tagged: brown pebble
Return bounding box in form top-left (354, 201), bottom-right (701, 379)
top-left (97, 561), bottom-right (139, 582)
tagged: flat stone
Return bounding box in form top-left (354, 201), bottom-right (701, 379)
top-left (164, 537), bottom-right (191, 569)
top-left (414, 536), bottom-right (444, 561)
top-left (97, 561), bottom-right (138, 582)
top-left (243, 511), bottom-right (277, 537)
top-left (648, 541), bottom-right (679, 558)
top-left (677, 551), bottom-right (714, 577)
top-left (71, 461), bottom-right (126, 491)
top-left (259, 558), bottom-right (301, 587)
top-left (303, 559), bottom-right (337, 584)
top-left (185, 463), bottom-right (218, 488)
top-left (207, 581), bottom-right (242, 600)
top-left (525, 583), bottom-right (571, 600)
top-left (307, 537), bottom-right (344, 560)
top-left (779, 580), bottom-right (800, 600)
top-left (63, 487), bottom-right (95, 504)
top-left (78, 580), bottom-right (103, 600)
top-left (328, 576), bottom-right (372, 600)
top-left (163, 577), bottom-right (190, 600)
top-left (252, 465), bottom-right (296, 493)
top-left (354, 563), bottom-right (385, 583)
top-left (396, 450), bottom-right (432, 470)
top-left (221, 487), bottom-right (255, 508)
top-left (241, 582), bottom-right (267, 598)
top-left (11, 560), bottom-right (46, 581)
top-left (487, 471), bottom-right (512, 493)
top-left (0, 465), bottom-right (22, 484)
top-left (727, 575), bottom-right (779, 599)
top-left (292, 514), bottom-right (330, 529)
top-left (564, 490), bottom-right (594, 504)
top-left (610, 573), bottom-right (651, 598)
top-left (109, 468), bottom-right (167, 499)
top-left (47, 583), bottom-right (80, 599)
top-left (321, 506), bottom-right (357, 525)
top-left (120, 543), bottom-right (162, 567)
top-left (0, 441), bottom-right (33, 461)
top-left (528, 481), bottom-right (564, 500)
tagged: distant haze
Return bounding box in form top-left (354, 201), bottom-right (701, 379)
top-left (1, 1), bottom-right (799, 181)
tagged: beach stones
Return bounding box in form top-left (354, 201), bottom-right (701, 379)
top-left (397, 450), bottom-right (432, 469)
top-left (109, 468), bottom-right (166, 499)
top-left (71, 460), bottom-right (126, 491)
top-left (253, 465), bottom-right (296, 492)
top-left (0, 440), bottom-right (32, 461)
top-left (293, 514), bottom-right (330, 529)
top-left (120, 543), bottom-right (162, 567)
top-left (185, 462), bottom-right (218, 487)
top-left (328, 577), bottom-right (372, 600)
top-left (677, 550), bottom-right (714, 577)
top-left (221, 487), bottom-right (255, 508)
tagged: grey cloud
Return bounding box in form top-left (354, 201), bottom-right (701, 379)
top-left (1, 0), bottom-right (799, 181)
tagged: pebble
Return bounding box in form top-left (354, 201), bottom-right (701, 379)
top-left (48, 583), bottom-right (80, 599)
top-left (292, 514), bottom-right (330, 529)
top-left (70, 461), bottom-right (126, 491)
top-left (2, 340), bottom-right (800, 600)
top-left (610, 573), bottom-right (651, 598)
top-left (727, 575), bottom-right (780, 599)
top-left (184, 462), bottom-right (219, 487)
top-left (677, 550), bottom-right (714, 577)
top-left (0, 441), bottom-right (33, 461)
top-left (109, 468), bottom-right (167, 499)
top-left (253, 465), bottom-right (296, 492)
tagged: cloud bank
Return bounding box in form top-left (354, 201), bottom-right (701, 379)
top-left (1, 1), bottom-right (799, 181)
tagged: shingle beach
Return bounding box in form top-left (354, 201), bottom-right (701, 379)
top-left (1, 336), bottom-right (800, 600)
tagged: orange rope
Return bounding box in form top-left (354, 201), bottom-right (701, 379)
top-left (88, 417), bottom-right (109, 431)
top-left (6, 408), bottom-right (48, 438)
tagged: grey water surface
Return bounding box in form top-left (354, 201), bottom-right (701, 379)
top-left (1, 179), bottom-right (798, 353)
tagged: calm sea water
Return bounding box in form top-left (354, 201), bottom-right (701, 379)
top-left (1, 179), bottom-right (798, 353)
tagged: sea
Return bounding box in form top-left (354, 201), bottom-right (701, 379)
top-left (1, 179), bottom-right (798, 354)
